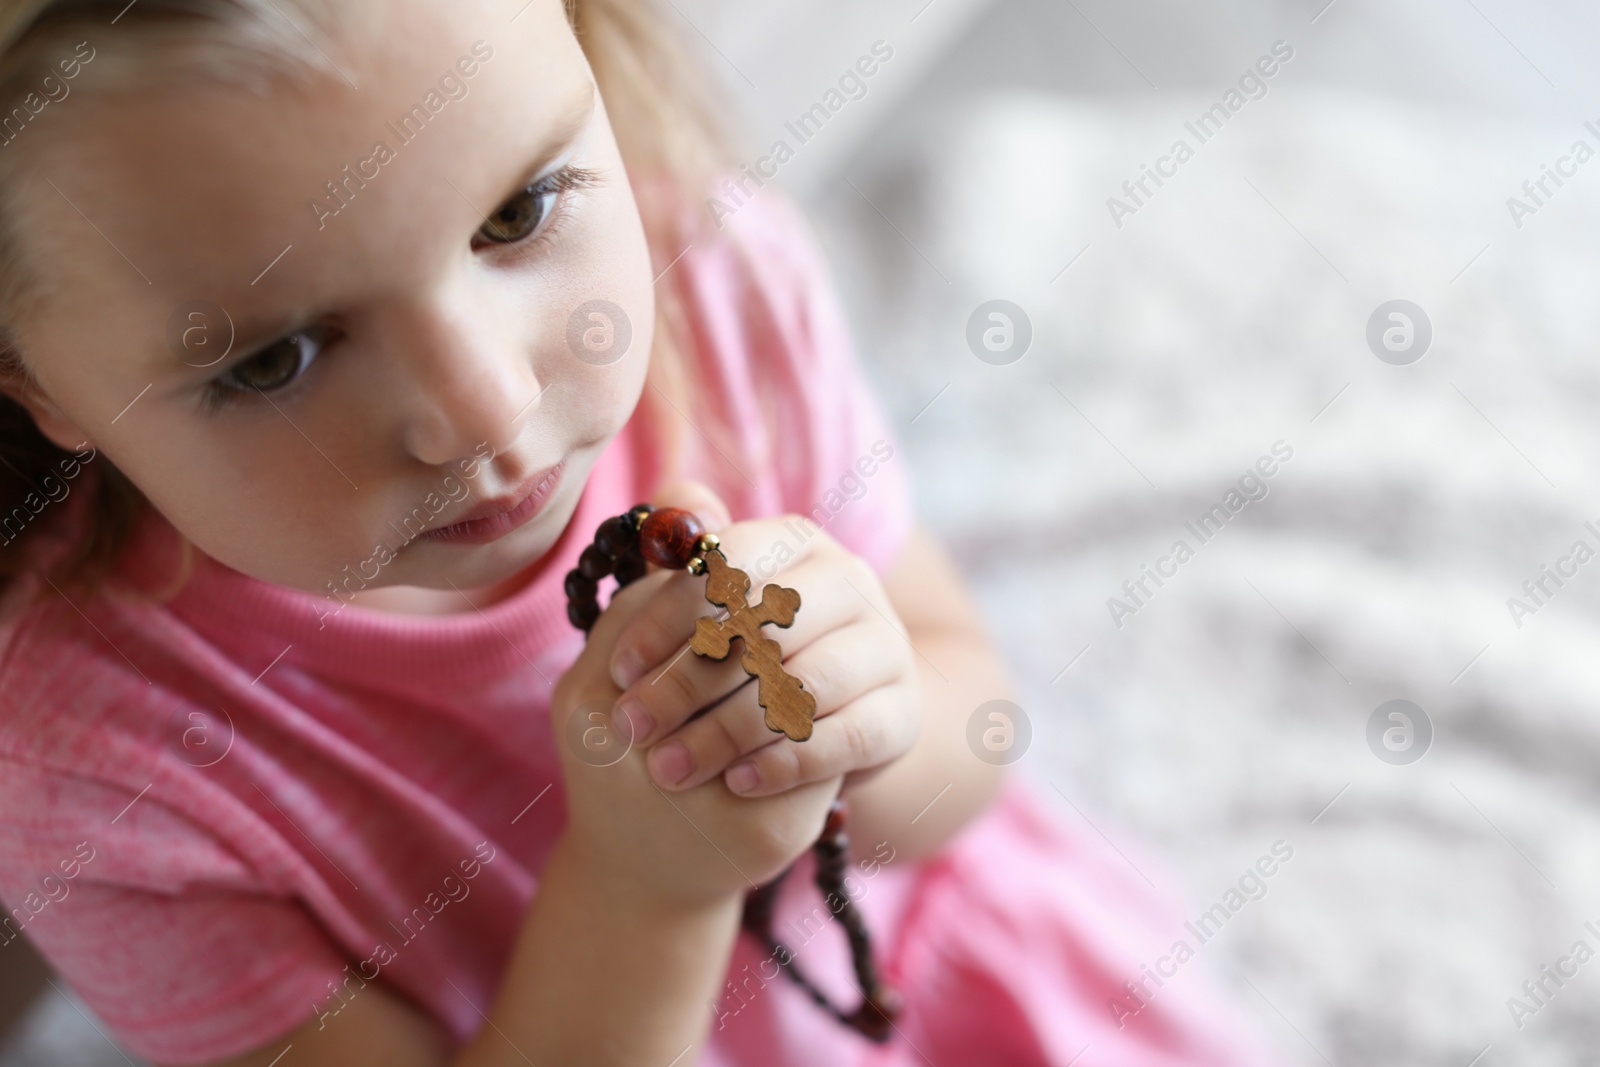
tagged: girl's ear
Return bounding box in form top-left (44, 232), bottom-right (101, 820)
top-left (0, 364), bottom-right (96, 454)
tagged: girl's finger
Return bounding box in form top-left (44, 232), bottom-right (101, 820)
top-left (643, 620), bottom-right (908, 791)
top-left (606, 516), bottom-right (864, 690)
top-left (610, 551), bottom-right (884, 748)
top-left (719, 685), bottom-right (917, 798)
top-left (648, 479), bottom-right (733, 533)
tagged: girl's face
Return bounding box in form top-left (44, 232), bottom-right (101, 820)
top-left (3, 0), bottom-right (655, 600)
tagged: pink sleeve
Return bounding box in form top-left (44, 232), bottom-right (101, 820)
top-left (683, 189), bottom-right (917, 576)
top-left (0, 759), bottom-right (347, 1065)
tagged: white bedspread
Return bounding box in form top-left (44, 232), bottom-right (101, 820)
top-left (811, 87), bottom-right (1600, 1066)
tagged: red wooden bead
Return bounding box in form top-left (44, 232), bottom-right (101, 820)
top-left (822, 798), bottom-right (848, 838)
top-left (638, 507), bottom-right (705, 570)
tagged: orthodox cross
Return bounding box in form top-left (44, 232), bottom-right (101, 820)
top-left (689, 548), bottom-right (816, 742)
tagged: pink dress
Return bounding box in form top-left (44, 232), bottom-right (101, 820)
top-left (0, 191), bottom-right (1277, 1066)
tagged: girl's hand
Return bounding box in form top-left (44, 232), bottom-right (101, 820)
top-left (605, 483), bottom-right (923, 799)
top-left (550, 482), bottom-right (842, 906)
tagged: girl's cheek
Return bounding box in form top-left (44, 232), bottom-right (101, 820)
top-left (551, 208), bottom-right (654, 433)
top-left (569, 358), bottom-right (649, 441)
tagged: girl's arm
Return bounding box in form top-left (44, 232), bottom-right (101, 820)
top-left (204, 840), bottom-right (744, 1067)
top-left (205, 520), bottom-right (1003, 1067)
top-left (840, 525), bottom-right (1014, 862)
top-left (194, 483), bottom-right (844, 1067)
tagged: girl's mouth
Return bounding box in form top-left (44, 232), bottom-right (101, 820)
top-left (419, 458), bottom-right (566, 546)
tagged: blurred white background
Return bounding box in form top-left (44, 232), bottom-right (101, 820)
top-left (7, 2), bottom-right (1600, 1064)
top-left (684, 3), bottom-right (1600, 1066)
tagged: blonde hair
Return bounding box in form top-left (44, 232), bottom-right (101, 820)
top-left (0, 0), bottom-right (730, 601)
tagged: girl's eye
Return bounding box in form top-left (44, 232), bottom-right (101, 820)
top-left (474, 164), bottom-right (598, 248)
top-left (206, 331), bottom-right (321, 407)
top-left (477, 184), bottom-right (557, 245)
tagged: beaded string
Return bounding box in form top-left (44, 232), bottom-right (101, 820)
top-left (565, 503), bottom-right (900, 1043)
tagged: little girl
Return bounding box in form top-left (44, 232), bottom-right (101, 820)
top-left (0, 1), bottom-right (1280, 1064)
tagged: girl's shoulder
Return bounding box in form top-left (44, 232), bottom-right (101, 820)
top-left (0, 485), bottom-right (194, 771)
top-left (0, 482), bottom-right (103, 715)
top-left (652, 181), bottom-right (915, 576)
top-left (0, 462), bottom-right (94, 634)
top-left (0, 552), bottom-right (261, 926)
top-left (673, 181), bottom-right (849, 378)
top-left (0, 565), bottom-right (174, 781)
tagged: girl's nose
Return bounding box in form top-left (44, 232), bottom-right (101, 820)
top-left (389, 293), bottom-right (536, 467)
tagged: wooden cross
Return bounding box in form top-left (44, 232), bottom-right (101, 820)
top-left (689, 548), bottom-right (816, 742)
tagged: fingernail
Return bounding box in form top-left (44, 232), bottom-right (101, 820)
top-left (726, 763), bottom-right (761, 795)
top-left (612, 700), bottom-right (653, 745)
top-left (611, 649), bottom-right (645, 689)
top-left (650, 741), bottom-right (694, 787)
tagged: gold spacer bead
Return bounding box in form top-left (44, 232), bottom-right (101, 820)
top-left (686, 556), bottom-right (706, 576)
top-left (696, 533), bottom-right (720, 554)
top-left (627, 504), bottom-right (653, 530)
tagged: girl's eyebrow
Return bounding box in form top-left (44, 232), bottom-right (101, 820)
top-left (477, 78), bottom-right (596, 208)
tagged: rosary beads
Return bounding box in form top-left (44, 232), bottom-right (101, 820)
top-left (565, 503), bottom-right (900, 1042)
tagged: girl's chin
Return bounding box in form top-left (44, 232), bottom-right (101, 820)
top-left (327, 528), bottom-right (563, 614)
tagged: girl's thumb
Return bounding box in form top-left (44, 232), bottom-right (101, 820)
top-left (648, 479), bottom-right (732, 533)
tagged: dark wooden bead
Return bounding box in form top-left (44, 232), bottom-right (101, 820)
top-left (849, 986), bottom-right (901, 1041)
top-left (564, 568), bottom-right (598, 602)
top-left (595, 515), bottom-right (636, 558)
top-left (639, 507), bottom-right (705, 570)
top-left (613, 545), bottom-right (648, 586)
top-left (577, 545), bottom-right (613, 581)
top-left (567, 598), bottom-right (600, 629)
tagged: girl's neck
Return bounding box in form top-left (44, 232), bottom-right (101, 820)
top-left (340, 563), bottom-right (541, 616)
